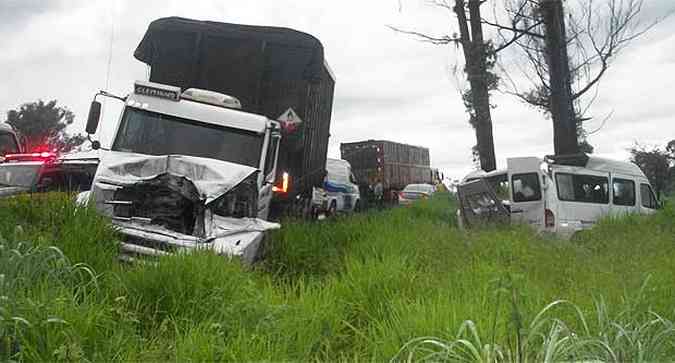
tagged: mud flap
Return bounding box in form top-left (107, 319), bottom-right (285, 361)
top-left (457, 178), bottom-right (510, 228)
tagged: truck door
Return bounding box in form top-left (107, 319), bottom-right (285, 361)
top-left (258, 132), bottom-right (280, 220)
top-left (507, 157), bottom-right (545, 229)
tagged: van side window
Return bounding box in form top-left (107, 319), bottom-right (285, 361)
top-left (556, 173), bottom-right (609, 204)
top-left (640, 183), bottom-right (657, 209)
top-left (512, 173), bottom-right (541, 202)
top-left (612, 178), bottom-right (635, 206)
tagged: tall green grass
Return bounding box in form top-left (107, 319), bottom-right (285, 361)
top-left (1, 192), bottom-right (674, 361)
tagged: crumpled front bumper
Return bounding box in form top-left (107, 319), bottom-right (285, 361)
top-left (115, 217), bottom-right (280, 265)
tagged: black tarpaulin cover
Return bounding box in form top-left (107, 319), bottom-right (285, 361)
top-left (134, 17), bottom-right (325, 87)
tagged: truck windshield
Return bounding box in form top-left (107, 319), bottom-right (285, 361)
top-left (326, 160), bottom-right (350, 183)
top-left (0, 164), bottom-right (40, 187)
top-left (112, 108), bottom-right (263, 168)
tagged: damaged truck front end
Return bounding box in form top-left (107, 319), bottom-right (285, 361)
top-left (82, 80), bottom-right (283, 264)
top-left (90, 153), bottom-right (279, 264)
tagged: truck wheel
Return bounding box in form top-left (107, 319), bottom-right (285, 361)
top-left (301, 197), bottom-right (313, 220)
top-left (354, 200), bottom-right (361, 213)
top-left (311, 205), bottom-right (320, 220)
top-left (327, 201), bottom-right (337, 217)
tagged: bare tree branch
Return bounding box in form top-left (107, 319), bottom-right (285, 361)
top-left (387, 25), bottom-right (460, 45)
top-left (481, 18), bottom-right (545, 38)
top-left (500, 0), bottom-right (672, 137)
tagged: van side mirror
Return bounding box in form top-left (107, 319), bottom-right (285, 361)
top-left (86, 100), bottom-right (102, 134)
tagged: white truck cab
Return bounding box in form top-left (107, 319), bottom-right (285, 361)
top-left (323, 158), bottom-right (361, 214)
top-left (457, 154), bottom-right (661, 238)
top-left (83, 81), bottom-right (282, 263)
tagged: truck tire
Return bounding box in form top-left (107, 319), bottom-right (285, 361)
top-left (327, 200), bottom-right (337, 217)
top-left (354, 200), bottom-right (361, 213)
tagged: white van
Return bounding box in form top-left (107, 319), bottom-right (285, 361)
top-left (324, 158), bottom-right (361, 214)
top-left (457, 154), bottom-right (661, 238)
top-left (0, 123), bottom-right (21, 160)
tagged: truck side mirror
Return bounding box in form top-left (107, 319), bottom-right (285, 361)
top-left (86, 100), bottom-right (102, 134)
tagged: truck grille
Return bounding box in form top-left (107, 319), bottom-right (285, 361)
top-left (108, 174), bottom-right (204, 236)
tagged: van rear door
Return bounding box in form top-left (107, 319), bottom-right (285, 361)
top-left (507, 157), bottom-right (545, 228)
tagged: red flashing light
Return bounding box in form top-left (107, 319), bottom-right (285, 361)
top-left (4, 152), bottom-right (57, 162)
top-left (272, 172), bottom-right (289, 193)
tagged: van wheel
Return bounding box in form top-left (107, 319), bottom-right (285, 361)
top-left (354, 200), bottom-right (361, 213)
top-left (327, 201), bottom-right (337, 217)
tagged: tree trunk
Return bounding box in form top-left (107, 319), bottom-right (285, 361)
top-left (455, 0), bottom-right (497, 171)
top-left (540, 0), bottom-right (579, 155)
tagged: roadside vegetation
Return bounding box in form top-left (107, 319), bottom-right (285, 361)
top-left (1, 193), bottom-right (674, 361)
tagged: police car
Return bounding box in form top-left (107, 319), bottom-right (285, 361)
top-left (0, 151), bottom-right (98, 198)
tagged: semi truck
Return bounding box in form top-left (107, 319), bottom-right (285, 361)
top-left (340, 140), bottom-right (432, 202)
top-left (133, 17), bottom-right (335, 217)
top-left (81, 18), bottom-right (335, 263)
top-left (324, 158), bottom-right (361, 214)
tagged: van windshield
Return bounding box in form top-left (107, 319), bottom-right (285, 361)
top-left (485, 173), bottom-right (509, 201)
top-left (112, 108), bottom-right (263, 168)
top-left (0, 132), bottom-right (19, 155)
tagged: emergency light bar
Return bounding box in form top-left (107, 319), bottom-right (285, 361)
top-left (134, 81), bottom-right (181, 101)
top-left (4, 152), bottom-right (57, 162)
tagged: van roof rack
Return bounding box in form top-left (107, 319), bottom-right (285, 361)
top-left (544, 153), bottom-right (589, 167)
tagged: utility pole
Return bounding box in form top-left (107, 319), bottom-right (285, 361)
top-left (540, 0), bottom-right (579, 155)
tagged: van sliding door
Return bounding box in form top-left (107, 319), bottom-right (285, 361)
top-left (507, 157), bottom-right (545, 228)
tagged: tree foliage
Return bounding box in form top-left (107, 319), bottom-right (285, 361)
top-left (5, 100), bottom-right (86, 153)
top-left (630, 140), bottom-right (675, 197)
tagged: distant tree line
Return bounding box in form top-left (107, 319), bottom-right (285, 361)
top-left (630, 140), bottom-right (675, 198)
top-left (4, 100), bottom-right (86, 153)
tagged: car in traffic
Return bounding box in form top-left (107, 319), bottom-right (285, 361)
top-left (0, 151), bottom-right (98, 198)
top-left (397, 183), bottom-right (435, 206)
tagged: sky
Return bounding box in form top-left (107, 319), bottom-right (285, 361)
top-left (1, 0), bottom-right (674, 180)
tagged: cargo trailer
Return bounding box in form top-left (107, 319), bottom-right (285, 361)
top-left (133, 17), bottom-right (335, 215)
top-left (340, 140), bottom-right (431, 201)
